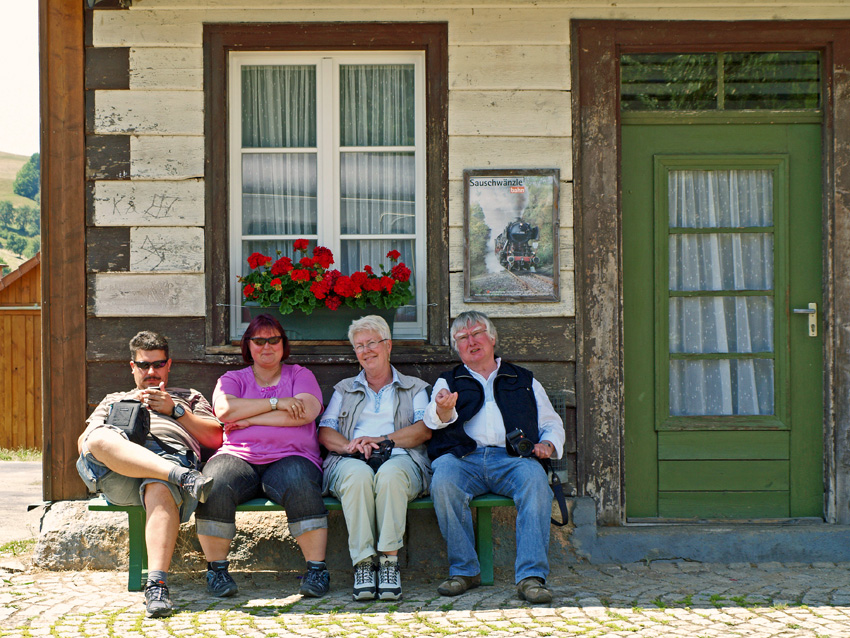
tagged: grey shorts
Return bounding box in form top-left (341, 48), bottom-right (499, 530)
top-left (77, 424), bottom-right (199, 524)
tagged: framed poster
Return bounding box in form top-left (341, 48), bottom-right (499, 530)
top-left (463, 168), bottom-right (560, 302)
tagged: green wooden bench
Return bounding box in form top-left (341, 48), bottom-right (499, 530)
top-left (88, 493), bottom-right (514, 591)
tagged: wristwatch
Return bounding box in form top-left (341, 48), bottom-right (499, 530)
top-left (269, 397), bottom-right (279, 411)
top-left (171, 403), bottom-right (186, 419)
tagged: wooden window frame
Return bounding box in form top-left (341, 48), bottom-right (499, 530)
top-left (573, 20), bottom-right (850, 525)
top-left (204, 22), bottom-right (449, 352)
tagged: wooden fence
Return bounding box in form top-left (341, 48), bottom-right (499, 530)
top-left (0, 253), bottom-right (42, 450)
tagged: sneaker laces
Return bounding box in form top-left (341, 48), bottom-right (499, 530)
top-left (209, 569), bottom-right (232, 589)
top-left (354, 561), bottom-right (374, 586)
top-left (379, 561), bottom-right (400, 586)
top-left (303, 567), bottom-right (328, 589)
top-left (146, 581), bottom-right (170, 601)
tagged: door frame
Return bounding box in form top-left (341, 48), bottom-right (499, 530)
top-left (572, 20), bottom-right (850, 525)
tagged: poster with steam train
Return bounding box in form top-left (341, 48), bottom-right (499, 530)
top-left (463, 169), bottom-right (560, 302)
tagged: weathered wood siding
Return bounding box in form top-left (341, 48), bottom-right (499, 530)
top-left (0, 255), bottom-right (42, 450)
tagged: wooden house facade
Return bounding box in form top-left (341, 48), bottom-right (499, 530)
top-left (40, 0), bottom-right (850, 530)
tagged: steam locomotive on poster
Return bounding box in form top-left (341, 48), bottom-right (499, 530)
top-left (495, 219), bottom-right (540, 272)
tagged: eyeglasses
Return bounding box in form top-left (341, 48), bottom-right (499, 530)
top-left (249, 336), bottom-right (283, 346)
top-left (133, 360), bottom-right (169, 370)
top-left (454, 328), bottom-right (489, 344)
top-left (353, 339), bottom-right (388, 353)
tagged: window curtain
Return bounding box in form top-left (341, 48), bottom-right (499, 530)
top-left (667, 170), bottom-right (775, 416)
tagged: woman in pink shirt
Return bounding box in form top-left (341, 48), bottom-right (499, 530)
top-left (194, 314), bottom-right (329, 599)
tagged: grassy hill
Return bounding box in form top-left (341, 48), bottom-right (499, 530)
top-left (0, 151), bottom-right (37, 208)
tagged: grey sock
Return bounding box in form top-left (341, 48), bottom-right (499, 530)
top-left (147, 570), bottom-right (168, 585)
top-left (167, 466), bottom-right (189, 486)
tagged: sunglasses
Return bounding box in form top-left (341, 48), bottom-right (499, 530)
top-left (249, 336), bottom-right (283, 346)
top-left (133, 360), bottom-right (169, 370)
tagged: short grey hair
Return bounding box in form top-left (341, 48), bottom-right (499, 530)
top-left (450, 311), bottom-right (497, 352)
top-left (348, 314), bottom-right (392, 345)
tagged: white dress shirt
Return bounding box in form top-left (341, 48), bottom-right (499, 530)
top-left (423, 359), bottom-right (565, 458)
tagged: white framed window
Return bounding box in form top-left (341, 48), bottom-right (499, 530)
top-left (228, 51), bottom-right (427, 340)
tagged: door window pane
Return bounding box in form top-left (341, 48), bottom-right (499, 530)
top-left (670, 296), bottom-right (773, 354)
top-left (621, 53), bottom-right (717, 111)
top-left (724, 52), bottom-right (820, 110)
top-left (669, 233), bottom-right (774, 291)
top-left (670, 359), bottom-right (774, 416)
top-left (669, 170), bottom-right (773, 228)
top-left (242, 66), bottom-right (316, 148)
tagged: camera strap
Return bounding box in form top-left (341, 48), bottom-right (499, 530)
top-left (550, 473), bottom-right (570, 527)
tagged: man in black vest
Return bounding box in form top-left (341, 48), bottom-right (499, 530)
top-left (425, 311), bottom-right (565, 604)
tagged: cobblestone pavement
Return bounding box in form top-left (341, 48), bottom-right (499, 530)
top-left (3, 562), bottom-right (850, 637)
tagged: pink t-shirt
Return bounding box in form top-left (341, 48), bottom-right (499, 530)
top-left (211, 364), bottom-right (323, 469)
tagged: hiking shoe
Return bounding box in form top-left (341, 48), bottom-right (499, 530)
top-left (352, 559), bottom-right (376, 601)
top-left (299, 566), bottom-right (330, 598)
top-left (437, 573), bottom-right (481, 597)
top-left (144, 579), bottom-right (173, 618)
top-left (179, 470), bottom-right (214, 503)
top-left (517, 576), bottom-right (553, 604)
top-left (207, 562), bottom-right (238, 598)
top-left (377, 559), bottom-right (402, 601)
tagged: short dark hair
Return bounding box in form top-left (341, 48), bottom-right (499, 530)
top-left (241, 314), bottom-right (290, 364)
top-left (129, 330), bottom-right (169, 360)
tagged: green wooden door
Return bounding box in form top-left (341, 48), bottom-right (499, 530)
top-left (623, 121), bottom-right (823, 519)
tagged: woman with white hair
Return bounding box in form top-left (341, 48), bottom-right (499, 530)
top-left (318, 315), bottom-right (431, 602)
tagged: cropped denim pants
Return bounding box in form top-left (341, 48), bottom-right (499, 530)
top-left (430, 447), bottom-right (552, 584)
top-left (195, 453), bottom-right (327, 539)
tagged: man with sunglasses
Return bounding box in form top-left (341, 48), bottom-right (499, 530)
top-left (76, 331), bottom-right (223, 618)
top-left (425, 311), bottom-right (565, 604)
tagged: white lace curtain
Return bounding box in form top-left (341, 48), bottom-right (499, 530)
top-left (667, 170), bottom-right (775, 416)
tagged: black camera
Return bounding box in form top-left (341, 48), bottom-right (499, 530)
top-left (344, 438), bottom-right (396, 471)
top-left (506, 429), bottom-right (535, 458)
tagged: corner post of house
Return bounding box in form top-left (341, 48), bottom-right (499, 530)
top-left (39, 0), bottom-right (87, 500)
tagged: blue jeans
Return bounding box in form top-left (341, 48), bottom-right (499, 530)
top-left (430, 447), bottom-right (552, 584)
top-left (194, 453), bottom-right (327, 539)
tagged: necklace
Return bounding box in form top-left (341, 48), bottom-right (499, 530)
top-left (253, 367), bottom-right (280, 388)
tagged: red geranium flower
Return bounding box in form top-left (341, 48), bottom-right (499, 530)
top-left (386, 250), bottom-right (401, 261)
top-left (391, 262), bottom-right (411, 283)
top-left (310, 279), bottom-right (330, 300)
top-left (380, 276), bottom-right (395, 292)
top-left (325, 295), bottom-right (343, 310)
top-left (247, 252), bottom-right (272, 269)
top-left (351, 271), bottom-right (369, 288)
top-left (290, 268), bottom-right (311, 282)
top-left (243, 283), bottom-right (256, 298)
top-left (270, 278), bottom-right (282, 288)
top-left (364, 278), bottom-right (383, 292)
top-left (313, 246), bottom-right (334, 269)
top-left (364, 264), bottom-right (374, 275)
top-left (293, 239), bottom-right (309, 251)
top-left (299, 256), bottom-right (314, 268)
top-left (271, 256), bottom-right (293, 275)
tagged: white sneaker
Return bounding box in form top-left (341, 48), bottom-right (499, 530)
top-left (377, 558), bottom-right (402, 600)
top-left (352, 559), bottom-right (376, 601)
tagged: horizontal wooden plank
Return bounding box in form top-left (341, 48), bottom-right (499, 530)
top-left (93, 179), bottom-right (205, 226)
top-left (658, 431), bottom-right (790, 460)
top-left (86, 134), bottom-right (130, 180)
top-left (130, 46), bottom-right (203, 90)
top-left (86, 226), bottom-right (130, 272)
top-left (89, 273), bottom-right (206, 316)
top-left (94, 90), bottom-right (203, 135)
top-left (85, 47), bottom-right (130, 90)
top-left (491, 316), bottom-right (575, 362)
top-left (657, 491), bottom-right (790, 519)
top-left (449, 44), bottom-right (570, 91)
top-left (658, 460), bottom-right (789, 492)
top-left (87, 317), bottom-right (207, 361)
top-left (131, 135), bottom-right (204, 179)
top-left (450, 90), bottom-right (571, 137)
top-left (130, 227), bottom-right (205, 272)
top-left (449, 136), bottom-right (572, 182)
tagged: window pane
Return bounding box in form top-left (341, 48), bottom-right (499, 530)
top-left (340, 64), bottom-right (415, 147)
top-left (669, 170), bottom-right (773, 228)
top-left (242, 154), bottom-right (317, 235)
top-left (340, 238), bottom-right (417, 324)
top-left (670, 296), bottom-right (773, 354)
top-left (620, 53), bottom-right (717, 111)
top-left (669, 233), bottom-right (774, 291)
top-left (340, 152), bottom-right (416, 234)
top-left (670, 359), bottom-right (774, 416)
top-left (724, 52), bottom-right (820, 110)
top-left (242, 65), bottom-right (316, 148)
